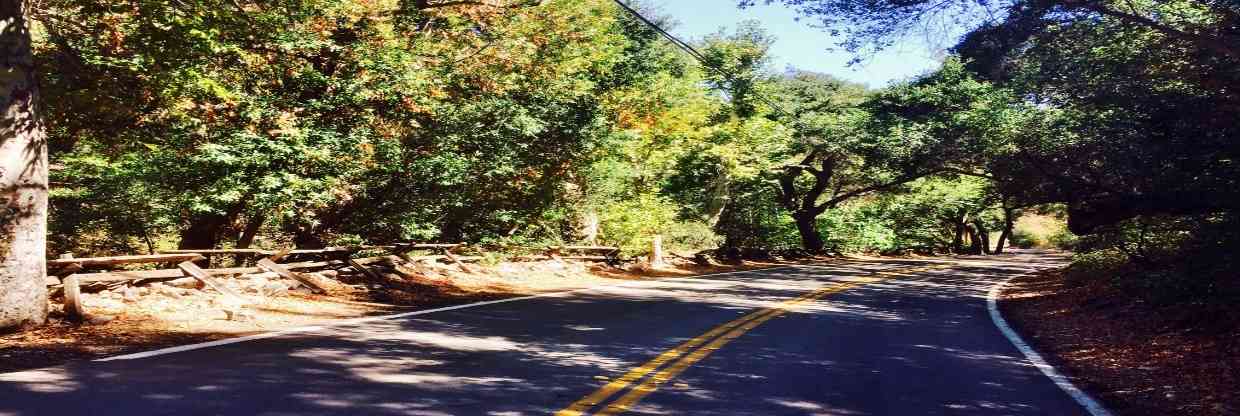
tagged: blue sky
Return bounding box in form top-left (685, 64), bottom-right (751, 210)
top-left (650, 0), bottom-right (947, 88)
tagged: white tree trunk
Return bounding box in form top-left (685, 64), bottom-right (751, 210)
top-left (0, 0), bottom-right (49, 330)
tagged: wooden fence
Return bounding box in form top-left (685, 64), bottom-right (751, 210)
top-left (48, 243), bottom-right (623, 321)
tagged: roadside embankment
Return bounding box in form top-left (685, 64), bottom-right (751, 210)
top-left (1001, 269), bottom-right (1239, 416)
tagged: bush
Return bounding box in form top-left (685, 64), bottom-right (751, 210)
top-left (1010, 213), bottom-right (1073, 249)
top-left (1063, 249), bottom-right (1128, 285)
top-left (818, 205), bottom-right (896, 254)
top-left (663, 220), bottom-right (724, 252)
top-left (1048, 229), bottom-right (1079, 250)
top-left (1009, 229), bottom-right (1042, 248)
top-left (1067, 214), bottom-right (1240, 304)
top-left (598, 194), bottom-right (680, 256)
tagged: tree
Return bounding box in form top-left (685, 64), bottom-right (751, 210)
top-left (745, 0), bottom-right (1240, 63)
top-left (766, 62), bottom-right (1024, 253)
top-left (1, 0), bottom-right (48, 330)
top-left (963, 2), bottom-right (1240, 234)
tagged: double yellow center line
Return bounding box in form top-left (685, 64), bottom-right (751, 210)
top-left (555, 264), bottom-right (954, 416)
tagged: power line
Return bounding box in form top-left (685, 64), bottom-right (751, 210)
top-left (609, 0), bottom-right (798, 120)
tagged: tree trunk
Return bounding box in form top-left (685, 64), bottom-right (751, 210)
top-left (951, 213), bottom-right (967, 253)
top-left (178, 213), bottom-right (231, 266)
top-left (973, 219), bottom-right (991, 255)
top-left (965, 225), bottom-right (983, 255)
top-left (793, 212), bottom-right (825, 253)
top-left (995, 207), bottom-right (1015, 254)
top-left (178, 214), bottom-right (229, 250)
top-left (235, 213), bottom-right (265, 249)
top-left (0, 1), bottom-right (49, 330)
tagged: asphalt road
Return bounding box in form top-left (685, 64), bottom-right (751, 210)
top-left (0, 251), bottom-right (1087, 415)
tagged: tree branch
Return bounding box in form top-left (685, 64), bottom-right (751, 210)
top-left (1072, 0), bottom-right (1240, 60)
top-left (812, 170), bottom-right (938, 214)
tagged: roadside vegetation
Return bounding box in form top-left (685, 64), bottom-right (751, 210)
top-left (0, 0), bottom-right (1236, 412)
top-left (0, 0), bottom-right (1231, 319)
top-left (1, 0), bottom-right (1237, 392)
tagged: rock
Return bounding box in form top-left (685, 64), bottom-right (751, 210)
top-left (224, 308), bottom-right (255, 322)
top-left (166, 277), bottom-right (203, 289)
top-left (319, 270), bottom-right (339, 278)
top-left (121, 286), bottom-right (141, 302)
top-left (159, 285), bottom-right (184, 299)
top-left (283, 279), bottom-right (305, 289)
top-left (261, 281), bottom-right (289, 297)
top-left (87, 315), bottom-right (115, 325)
top-left (242, 271), bottom-right (280, 280)
top-left (86, 297), bottom-right (125, 310)
top-left (244, 276), bottom-right (270, 293)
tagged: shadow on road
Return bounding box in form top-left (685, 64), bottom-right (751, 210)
top-left (0, 252), bottom-right (1080, 415)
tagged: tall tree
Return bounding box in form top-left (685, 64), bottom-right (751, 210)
top-left (0, 0), bottom-right (48, 330)
top-left (745, 0), bottom-right (1240, 62)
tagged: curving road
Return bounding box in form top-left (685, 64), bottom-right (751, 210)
top-left (0, 251), bottom-right (1088, 415)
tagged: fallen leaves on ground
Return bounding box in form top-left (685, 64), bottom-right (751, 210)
top-left (1001, 270), bottom-right (1240, 416)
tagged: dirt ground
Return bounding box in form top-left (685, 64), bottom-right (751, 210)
top-left (1000, 270), bottom-right (1240, 416)
top-left (0, 256), bottom-right (780, 373)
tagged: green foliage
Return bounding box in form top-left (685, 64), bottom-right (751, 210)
top-left (1066, 214), bottom-right (1240, 303)
top-left (33, 0), bottom-right (1235, 312)
top-left (1062, 249), bottom-right (1128, 285)
top-left (597, 194), bottom-right (679, 255)
top-left (714, 180), bottom-right (802, 250)
top-left (662, 221), bottom-right (724, 252)
top-left (817, 205), bottom-right (896, 253)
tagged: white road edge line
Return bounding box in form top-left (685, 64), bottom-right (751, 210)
top-left (95, 266), bottom-right (796, 362)
top-left (987, 269), bottom-right (1114, 416)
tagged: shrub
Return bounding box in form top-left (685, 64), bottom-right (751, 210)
top-left (664, 220), bottom-right (724, 252)
top-left (599, 194), bottom-right (680, 256)
top-left (1010, 213), bottom-right (1072, 249)
top-left (1063, 249), bottom-right (1128, 285)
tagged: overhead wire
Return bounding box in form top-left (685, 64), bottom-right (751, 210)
top-left (609, 0), bottom-right (800, 120)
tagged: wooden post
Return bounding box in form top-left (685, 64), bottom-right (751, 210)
top-left (265, 248), bottom-right (293, 263)
top-left (62, 275), bottom-right (85, 321)
top-left (396, 252), bottom-right (418, 264)
top-left (444, 249), bottom-right (482, 274)
top-left (650, 235), bottom-right (667, 268)
top-left (348, 258), bottom-right (384, 281)
top-left (257, 258), bottom-right (328, 294)
top-left (545, 246), bottom-right (564, 262)
top-left (177, 261), bottom-right (248, 303)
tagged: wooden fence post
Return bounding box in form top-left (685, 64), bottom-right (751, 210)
top-left (177, 261), bottom-right (247, 303)
top-left (257, 258), bottom-right (329, 294)
top-left (348, 258), bottom-right (384, 281)
top-left (650, 235), bottom-right (667, 268)
top-left (62, 275), bottom-right (85, 321)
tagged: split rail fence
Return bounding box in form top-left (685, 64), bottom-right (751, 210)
top-left (46, 243), bottom-right (625, 321)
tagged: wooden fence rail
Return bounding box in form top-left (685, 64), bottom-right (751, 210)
top-left (51, 242), bottom-right (626, 321)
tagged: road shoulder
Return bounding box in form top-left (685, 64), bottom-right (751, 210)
top-left (1, 259), bottom-right (778, 373)
top-left (1000, 269), bottom-right (1240, 416)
